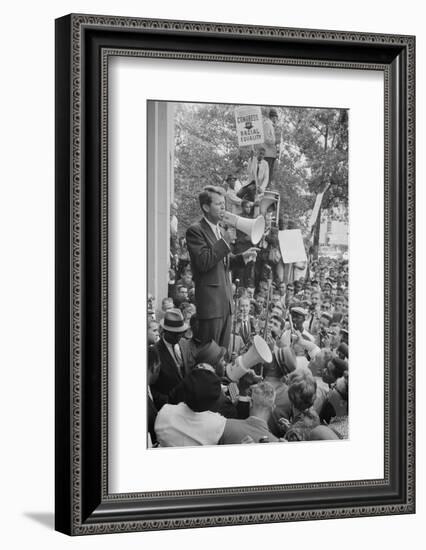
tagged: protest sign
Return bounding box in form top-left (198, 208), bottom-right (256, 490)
top-left (234, 106), bottom-right (264, 147)
top-left (278, 229), bottom-right (308, 264)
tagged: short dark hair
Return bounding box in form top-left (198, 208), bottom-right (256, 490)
top-left (199, 186), bottom-right (224, 213)
top-left (270, 314), bottom-right (285, 330)
top-left (287, 369), bottom-right (317, 412)
top-left (330, 357), bottom-right (347, 379)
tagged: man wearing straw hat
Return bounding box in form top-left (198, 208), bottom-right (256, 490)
top-left (150, 308), bottom-right (189, 409)
top-left (186, 186), bottom-right (259, 350)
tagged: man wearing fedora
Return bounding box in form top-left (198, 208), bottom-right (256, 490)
top-left (186, 186), bottom-right (258, 351)
top-left (150, 308), bottom-right (190, 409)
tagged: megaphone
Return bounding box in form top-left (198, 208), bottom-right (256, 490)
top-left (226, 335), bottom-right (273, 382)
top-left (222, 212), bottom-right (265, 245)
top-left (259, 190), bottom-right (280, 216)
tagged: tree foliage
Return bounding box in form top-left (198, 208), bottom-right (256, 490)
top-left (173, 103), bottom-right (348, 236)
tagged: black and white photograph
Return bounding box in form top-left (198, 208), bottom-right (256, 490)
top-left (147, 101), bottom-right (349, 448)
top-left (0, 0), bottom-right (418, 544)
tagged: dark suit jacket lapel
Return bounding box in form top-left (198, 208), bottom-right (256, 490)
top-left (200, 217), bottom-right (218, 246)
top-left (160, 338), bottom-right (183, 378)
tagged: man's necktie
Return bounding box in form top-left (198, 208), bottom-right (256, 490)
top-left (243, 319), bottom-right (249, 342)
top-left (216, 225), bottom-right (228, 269)
top-left (173, 344), bottom-right (184, 377)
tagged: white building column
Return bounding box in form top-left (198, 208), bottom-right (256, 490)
top-left (147, 101), bottom-right (175, 303)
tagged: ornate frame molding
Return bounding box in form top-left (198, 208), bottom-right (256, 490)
top-left (55, 14), bottom-right (415, 535)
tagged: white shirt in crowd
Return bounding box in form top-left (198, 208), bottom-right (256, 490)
top-left (154, 402), bottom-right (226, 447)
top-left (225, 185), bottom-right (243, 215)
top-left (247, 157), bottom-right (269, 192)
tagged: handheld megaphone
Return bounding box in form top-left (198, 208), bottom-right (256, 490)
top-left (222, 212), bottom-right (265, 245)
top-left (226, 335), bottom-right (272, 382)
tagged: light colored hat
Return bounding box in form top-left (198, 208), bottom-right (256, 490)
top-left (274, 346), bottom-right (297, 375)
top-left (290, 306), bottom-right (307, 317)
top-left (159, 308), bottom-right (188, 333)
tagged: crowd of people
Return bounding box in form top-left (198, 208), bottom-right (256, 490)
top-left (147, 108), bottom-right (348, 448)
top-left (147, 224), bottom-right (349, 447)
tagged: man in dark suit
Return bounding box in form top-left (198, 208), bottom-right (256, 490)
top-left (234, 295), bottom-right (258, 347)
top-left (150, 309), bottom-right (189, 410)
top-left (186, 186), bottom-right (259, 350)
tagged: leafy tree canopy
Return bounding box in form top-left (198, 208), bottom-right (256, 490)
top-left (174, 103), bottom-right (348, 235)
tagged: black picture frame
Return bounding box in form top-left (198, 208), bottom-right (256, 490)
top-left (55, 14), bottom-right (415, 535)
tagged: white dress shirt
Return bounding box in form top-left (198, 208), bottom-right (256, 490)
top-left (154, 402), bottom-right (226, 447)
top-left (203, 217), bottom-right (230, 251)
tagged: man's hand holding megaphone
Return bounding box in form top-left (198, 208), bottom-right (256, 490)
top-left (222, 227), bottom-right (259, 263)
top-left (242, 247), bottom-right (259, 264)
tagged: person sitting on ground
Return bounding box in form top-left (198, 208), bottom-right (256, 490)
top-left (284, 409), bottom-right (320, 442)
top-left (319, 370), bottom-right (349, 424)
top-left (219, 382), bottom-right (279, 444)
top-left (275, 368), bottom-right (319, 439)
top-left (154, 366), bottom-right (226, 447)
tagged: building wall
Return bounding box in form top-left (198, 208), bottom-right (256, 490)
top-left (147, 101), bottom-right (175, 302)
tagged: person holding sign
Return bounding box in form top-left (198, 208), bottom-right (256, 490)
top-left (263, 108), bottom-right (280, 184)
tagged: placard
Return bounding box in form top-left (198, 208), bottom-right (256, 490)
top-left (234, 105), bottom-right (264, 146)
top-left (278, 229), bottom-right (308, 264)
